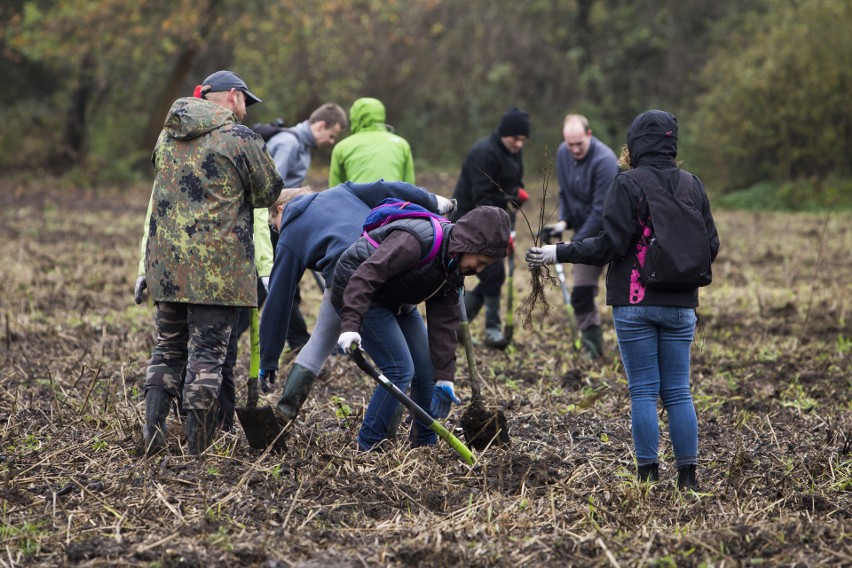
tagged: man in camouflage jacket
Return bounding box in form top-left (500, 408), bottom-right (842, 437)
top-left (142, 70), bottom-right (283, 455)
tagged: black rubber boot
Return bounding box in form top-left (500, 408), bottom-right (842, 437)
top-left (274, 363), bottom-right (317, 424)
top-left (580, 325), bottom-right (604, 359)
top-left (637, 462), bottom-right (659, 483)
top-left (142, 388), bottom-right (173, 456)
top-left (185, 406), bottom-right (219, 455)
top-left (464, 291), bottom-right (484, 321)
top-left (677, 464), bottom-right (700, 491)
top-left (483, 295), bottom-right (508, 350)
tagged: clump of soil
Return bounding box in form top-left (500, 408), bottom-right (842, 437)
top-left (460, 402), bottom-right (510, 450)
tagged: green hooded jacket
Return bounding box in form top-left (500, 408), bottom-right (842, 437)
top-left (145, 97), bottom-right (283, 306)
top-left (328, 98), bottom-right (415, 186)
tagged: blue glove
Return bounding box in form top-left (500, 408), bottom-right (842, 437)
top-left (259, 368), bottom-right (276, 393)
top-left (430, 380), bottom-right (461, 419)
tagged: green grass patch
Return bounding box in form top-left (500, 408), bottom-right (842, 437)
top-left (716, 177), bottom-right (852, 211)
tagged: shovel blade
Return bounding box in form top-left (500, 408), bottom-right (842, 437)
top-left (235, 406), bottom-right (286, 451)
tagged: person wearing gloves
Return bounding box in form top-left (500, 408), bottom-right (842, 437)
top-left (134, 94), bottom-right (280, 435)
top-left (328, 97), bottom-right (415, 187)
top-left (139, 70), bottom-right (282, 455)
top-left (332, 206), bottom-right (511, 451)
top-left (541, 114), bottom-right (619, 358)
top-left (526, 110), bottom-right (719, 490)
top-left (451, 107), bottom-right (530, 349)
top-left (259, 180), bottom-right (456, 427)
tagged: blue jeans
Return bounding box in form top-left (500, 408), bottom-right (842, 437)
top-left (358, 305), bottom-right (436, 451)
top-left (612, 305), bottom-right (698, 468)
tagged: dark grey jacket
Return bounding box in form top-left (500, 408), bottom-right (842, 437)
top-left (555, 136), bottom-right (619, 241)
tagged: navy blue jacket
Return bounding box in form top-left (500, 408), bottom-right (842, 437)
top-left (556, 136), bottom-right (619, 241)
top-left (259, 180), bottom-right (439, 370)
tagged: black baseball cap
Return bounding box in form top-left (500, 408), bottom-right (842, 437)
top-left (200, 70), bottom-right (262, 106)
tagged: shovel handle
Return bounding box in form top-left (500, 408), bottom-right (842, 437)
top-left (349, 347), bottom-right (475, 465)
top-left (541, 231), bottom-right (578, 344)
top-left (457, 289), bottom-right (482, 402)
top-left (504, 245), bottom-right (515, 342)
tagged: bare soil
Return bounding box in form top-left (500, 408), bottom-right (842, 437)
top-left (0, 176), bottom-right (850, 567)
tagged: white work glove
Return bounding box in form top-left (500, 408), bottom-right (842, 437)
top-left (134, 275), bottom-right (147, 305)
top-left (337, 331), bottom-right (362, 352)
top-left (435, 195), bottom-right (456, 217)
top-left (544, 220), bottom-right (568, 235)
top-left (526, 245), bottom-right (558, 267)
top-left (260, 276), bottom-right (270, 292)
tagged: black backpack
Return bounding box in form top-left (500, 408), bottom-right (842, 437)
top-left (625, 169), bottom-right (712, 292)
top-left (250, 118), bottom-right (296, 142)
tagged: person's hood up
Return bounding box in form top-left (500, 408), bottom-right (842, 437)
top-left (163, 97), bottom-right (236, 141)
top-left (626, 109), bottom-right (678, 168)
top-left (449, 206), bottom-right (510, 259)
top-left (349, 97), bottom-right (387, 134)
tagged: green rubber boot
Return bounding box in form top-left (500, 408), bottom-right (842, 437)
top-left (274, 363), bottom-right (317, 424)
top-left (483, 295), bottom-right (508, 350)
top-left (580, 325), bottom-right (604, 359)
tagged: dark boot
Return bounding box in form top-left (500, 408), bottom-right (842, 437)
top-left (637, 462), bottom-right (659, 483)
top-left (580, 325), bottom-right (604, 359)
top-left (677, 464), bottom-right (700, 491)
top-left (185, 406), bottom-right (219, 455)
top-left (274, 363), bottom-right (317, 424)
top-left (142, 388), bottom-right (173, 456)
top-left (483, 295), bottom-right (508, 350)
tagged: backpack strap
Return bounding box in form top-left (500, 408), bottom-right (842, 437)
top-left (363, 217), bottom-right (445, 268)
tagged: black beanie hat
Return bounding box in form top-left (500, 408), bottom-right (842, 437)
top-left (497, 108), bottom-right (530, 138)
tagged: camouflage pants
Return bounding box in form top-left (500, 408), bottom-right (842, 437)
top-left (145, 302), bottom-right (238, 411)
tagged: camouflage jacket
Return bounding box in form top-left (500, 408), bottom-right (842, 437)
top-left (145, 97), bottom-right (283, 306)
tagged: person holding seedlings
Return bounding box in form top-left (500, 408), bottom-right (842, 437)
top-left (451, 107), bottom-right (530, 349)
top-left (259, 181), bottom-right (455, 427)
top-left (542, 114), bottom-right (619, 359)
top-left (526, 110), bottom-right (719, 489)
top-left (140, 70), bottom-right (282, 455)
top-left (333, 206), bottom-right (511, 451)
top-left (328, 97), bottom-right (415, 187)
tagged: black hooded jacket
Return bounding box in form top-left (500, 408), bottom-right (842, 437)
top-left (556, 110), bottom-right (720, 307)
top-left (451, 132), bottom-right (524, 219)
top-left (334, 206), bottom-right (510, 381)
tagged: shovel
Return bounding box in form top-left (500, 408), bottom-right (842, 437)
top-left (235, 308), bottom-right (286, 451)
top-left (543, 230), bottom-right (578, 345)
top-left (503, 229), bottom-right (516, 344)
top-left (457, 288), bottom-right (511, 451)
top-left (348, 347), bottom-right (475, 466)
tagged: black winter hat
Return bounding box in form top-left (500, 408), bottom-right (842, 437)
top-left (497, 108), bottom-right (530, 138)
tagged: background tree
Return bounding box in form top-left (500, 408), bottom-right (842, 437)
top-left (4, 0), bottom-right (849, 204)
top-left (692, 0), bottom-right (852, 193)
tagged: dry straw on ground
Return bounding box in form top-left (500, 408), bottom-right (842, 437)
top-left (0, 178), bottom-right (850, 567)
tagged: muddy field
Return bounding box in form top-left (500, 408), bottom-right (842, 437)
top-left (0, 176), bottom-right (850, 567)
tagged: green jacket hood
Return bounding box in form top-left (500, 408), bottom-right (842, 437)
top-left (163, 97), bottom-right (235, 141)
top-left (349, 98), bottom-right (387, 134)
